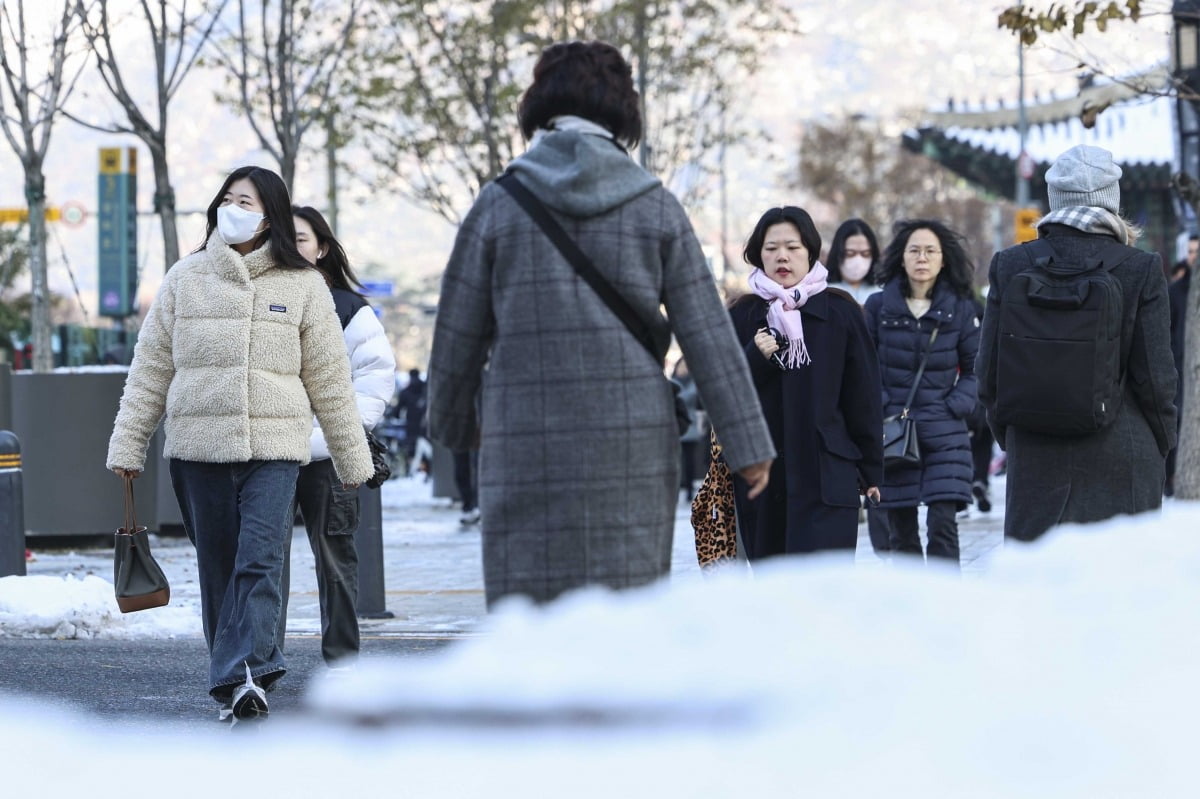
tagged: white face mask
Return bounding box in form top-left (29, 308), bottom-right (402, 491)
top-left (217, 204), bottom-right (265, 246)
top-left (841, 255), bottom-right (872, 283)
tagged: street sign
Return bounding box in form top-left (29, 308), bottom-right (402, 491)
top-left (360, 280), bottom-right (394, 297)
top-left (0, 207), bottom-right (66, 224)
top-left (1015, 207), bottom-right (1040, 243)
top-left (97, 147), bottom-right (138, 318)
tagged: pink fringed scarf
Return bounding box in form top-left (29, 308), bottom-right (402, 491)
top-left (747, 263), bottom-right (829, 368)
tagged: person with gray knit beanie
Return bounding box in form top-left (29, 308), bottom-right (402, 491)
top-left (1044, 144), bottom-right (1122, 213)
top-left (976, 144), bottom-right (1178, 542)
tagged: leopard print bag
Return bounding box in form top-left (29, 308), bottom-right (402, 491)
top-left (690, 431), bottom-right (737, 569)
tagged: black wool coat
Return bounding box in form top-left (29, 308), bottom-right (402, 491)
top-left (978, 224), bottom-right (1178, 541)
top-left (864, 279), bottom-right (979, 510)
top-left (728, 290), bottom-right (883, 558)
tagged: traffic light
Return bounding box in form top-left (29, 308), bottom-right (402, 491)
top-left (1015, 207), bottom-right (1040, 243)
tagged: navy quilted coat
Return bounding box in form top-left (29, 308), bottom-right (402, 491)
top-left (864, 279), bottom-right (979, 509)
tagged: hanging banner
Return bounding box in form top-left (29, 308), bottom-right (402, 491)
top-left (97, 147), bottom-right (138, 318)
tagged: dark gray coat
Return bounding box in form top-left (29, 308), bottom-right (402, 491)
top-left (864, 279), bottom-right (979, 509)
top-left (978, 224), bottom-right (1178, 541)
top-left (427, 130), bottom-right (774, 605)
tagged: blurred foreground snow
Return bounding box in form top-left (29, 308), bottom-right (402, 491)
top-left (4, 504), bottom-right (1198, 797)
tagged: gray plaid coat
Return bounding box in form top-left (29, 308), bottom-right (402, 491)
top-left (428, 130), bottom-right (774, 605)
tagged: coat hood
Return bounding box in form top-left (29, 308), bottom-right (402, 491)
top-left (506, 130), bottom-right (661, 218)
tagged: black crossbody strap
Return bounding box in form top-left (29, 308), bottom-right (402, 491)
top-left (901, 325), bottom-right (939, 416)
top-left (497, 173), bottom-right (662, 362)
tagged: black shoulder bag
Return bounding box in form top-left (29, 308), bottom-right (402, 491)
top-left (881, 325), bottom-right (939, 469)
top-left (496, 173), bottom-right (692, 436)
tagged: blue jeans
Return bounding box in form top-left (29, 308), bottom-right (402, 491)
top-left (170, 459), bottom-right (299, 701)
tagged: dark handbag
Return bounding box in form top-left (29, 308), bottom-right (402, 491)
top-left (365, 430), bottom-right (391, 489)
top-left (881, 326), bottom-right (939, 469)
top-left (113, 475), bottom-right (170, 613)
top-left (497, 173), bottom-right (692, 436)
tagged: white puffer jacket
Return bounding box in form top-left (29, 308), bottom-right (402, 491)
top-left (309, 288), bottom-right (396, 459)
top-left (106, 234), bottom-right (374, 484)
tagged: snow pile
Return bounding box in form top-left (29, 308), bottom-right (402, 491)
top-left (0, 573), bottom-right (197, 639)
top-left (1, 505), bottom-right (1198, 797)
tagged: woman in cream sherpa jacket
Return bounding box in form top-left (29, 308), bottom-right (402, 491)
top-left (107, 166), bottom-right (371, 722)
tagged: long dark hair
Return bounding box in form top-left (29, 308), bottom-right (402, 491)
top-left (877, 218), bottom-right (974, 298)
top-left (826, 218), bottom-right (880, 284)
top-left (742, 206), bottom-right (821, 269)
top-left (197, 165), bottom-right (310, 270)
top-left (518, 41), bottom-right (642, 148)
top-left (292, 205), bottom-right (364, 296)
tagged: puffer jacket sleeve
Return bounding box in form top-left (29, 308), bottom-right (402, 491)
top-left (943, 295), bottom-right (980, 419)
top-left (1128, 254), bottom-right (1179, 456)
top-left (310, 304), bottom-right (396, 459)
top-left (660, 199), bottom-right (774, 473)
top-left (299, 276), bottom-right (373, 484)
top-left (428, 190), bottom-right (495, 451)
top-left (106, 267), bottom-right (179, 472)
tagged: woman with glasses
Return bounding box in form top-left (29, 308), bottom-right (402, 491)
top-left (864, 219), bottom-right (979, 567)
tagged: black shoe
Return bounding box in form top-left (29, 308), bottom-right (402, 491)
top-left (972, 481), bottom-right (991, 513)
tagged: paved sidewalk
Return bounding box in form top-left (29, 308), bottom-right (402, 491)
top-left (25, 474), bottom-right (1007, 638)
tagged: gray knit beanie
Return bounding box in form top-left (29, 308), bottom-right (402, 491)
top-left (1045, 144), bottom-right (1122, 213)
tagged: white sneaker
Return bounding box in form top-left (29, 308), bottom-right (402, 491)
top-left (230, 662), bottom-right (268, 722)
top-left (459, 507), bottom-right (481, 525)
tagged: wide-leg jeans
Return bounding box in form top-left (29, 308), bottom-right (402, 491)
top-left (170, 458), bottom-right (299, 701)
top-left (277, 457), bottom-right (361, 664)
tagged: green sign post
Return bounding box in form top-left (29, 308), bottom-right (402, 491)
top-left (97, 147), bottom-right (138, 318)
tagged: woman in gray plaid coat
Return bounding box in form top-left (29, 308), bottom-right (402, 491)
top-left (428, 41), bottom-right (774, 606)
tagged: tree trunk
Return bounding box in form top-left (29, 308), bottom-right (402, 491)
top-left (281, 150), bottom-right (296, 195)
top-left (149, 142), bottom-right (180, 269)
top-left (25, 171), bottom-right (52, 373)
top-left (1175, 266), bottom-right (1200, 499)
top-left (325, 112), bottom-right (339, 234)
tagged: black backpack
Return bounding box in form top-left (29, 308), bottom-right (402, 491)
top-left (994, 237), bottom-right (1132, 436)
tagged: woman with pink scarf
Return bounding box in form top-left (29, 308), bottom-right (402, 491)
top-left (727, 207), bottom-right (884, 560)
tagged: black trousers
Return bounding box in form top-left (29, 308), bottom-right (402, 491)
top-left (277, 458), bottom-right (361, 664)
top-left (888, 502), bottom-right (959, 566)
top-left (971, 423), bottom-right (994, 486)
top-left (453, 449), bottom-right (478, 511)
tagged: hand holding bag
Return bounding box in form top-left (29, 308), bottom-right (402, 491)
top-left (882, 326), bottom-right (939, 469)
top-left (113, 475), bottom-right (170, 613)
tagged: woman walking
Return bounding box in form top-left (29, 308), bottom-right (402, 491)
top-left (864, 219), bottom-right (979, 566)
top-left (276, 205), bottom-right (395, 666)
top-left (727, 206), bottom-right (883, 560)
top-left (427, 41), bottom-right (774, 606)
top-left (107, 166), bottom-right (372, 721)
top-left (978, 145), bottom-right (1177, 540)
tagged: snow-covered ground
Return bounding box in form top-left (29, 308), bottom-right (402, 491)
top-left (2, 491), bottom-right (1197, 795)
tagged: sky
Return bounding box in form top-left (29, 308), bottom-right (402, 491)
top-left (2, 497), bottom-right (1199, 795)
top-left (0, 1), bottom-right (1174, 316)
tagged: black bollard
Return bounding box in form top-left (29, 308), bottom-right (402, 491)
top-left (0, 430), bottom-right (25, 577)
top-left (354, 485), bottom-right (393, 619)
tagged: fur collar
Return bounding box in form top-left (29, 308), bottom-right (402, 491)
top-left (202, 231), bottom-right (277, 283)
